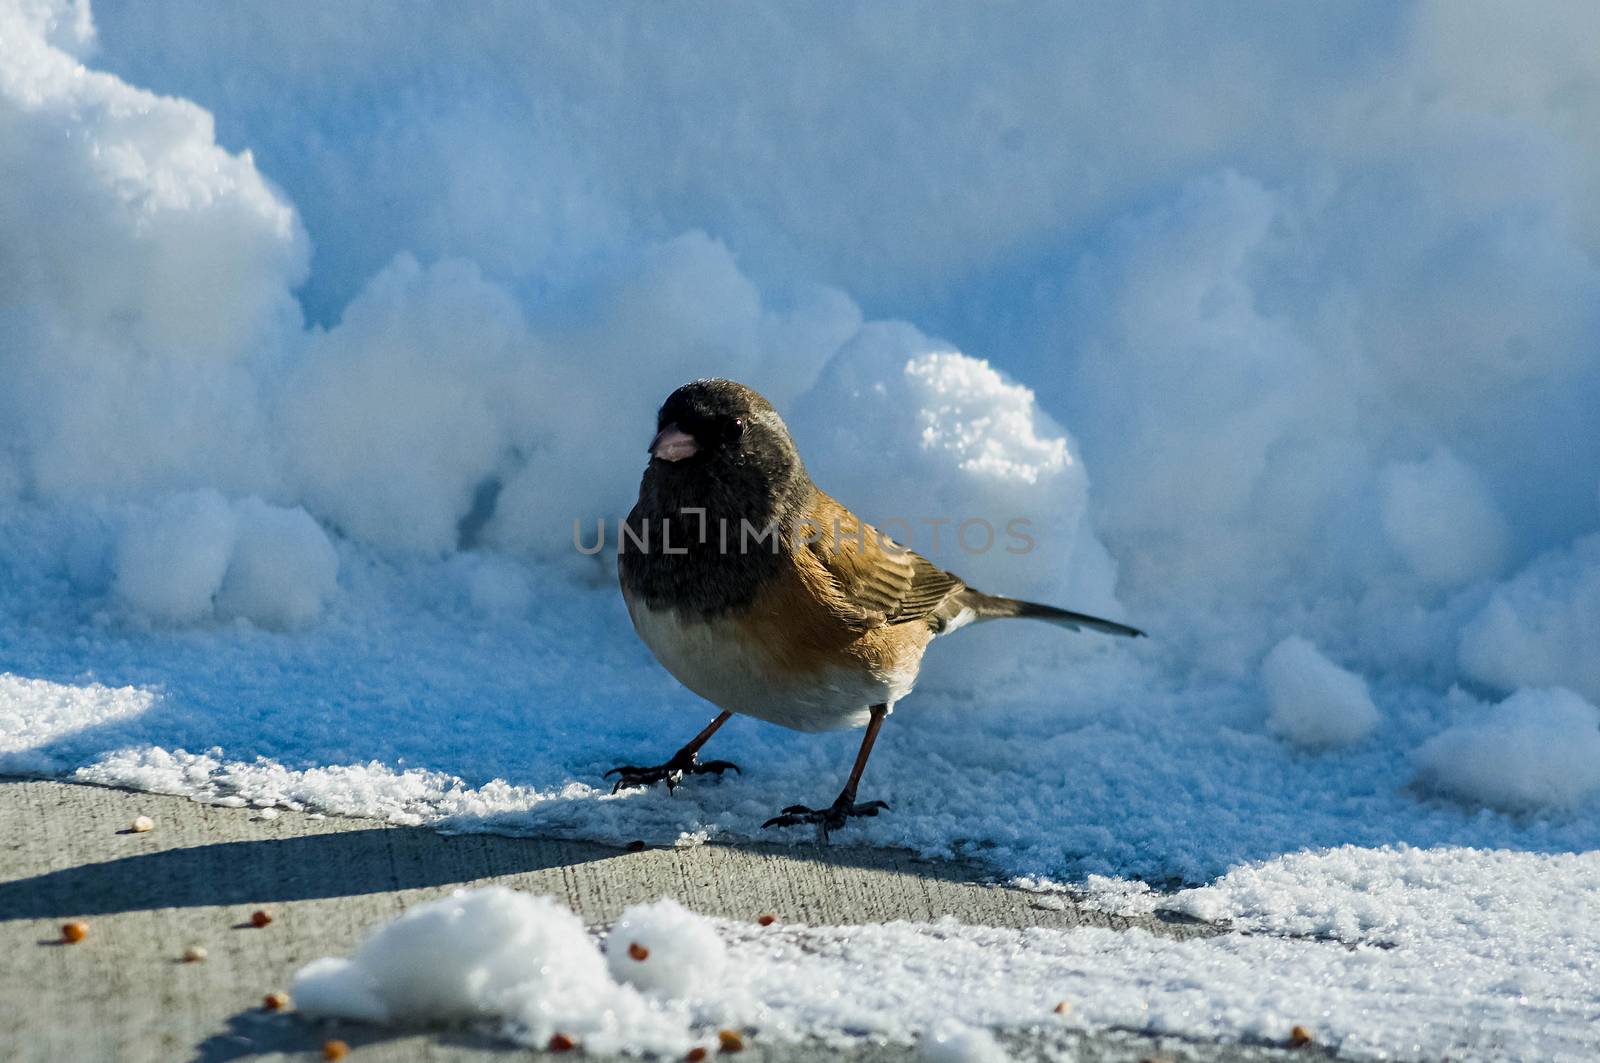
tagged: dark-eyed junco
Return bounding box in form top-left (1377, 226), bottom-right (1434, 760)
top-left (610, 378), bottom-right (1142, 837)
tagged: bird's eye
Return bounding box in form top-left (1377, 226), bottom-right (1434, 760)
top-left (728, 416), bottom-right (746, 440)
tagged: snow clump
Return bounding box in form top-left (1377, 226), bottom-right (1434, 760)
top-left (293, 887), bottom-right (688, 1054)
top-left (1260, 636), bottom-right (1379, 749)
top-left (604, 898), bottom-right (728, 997)
top-left (1414, 687), bottom-right (1600, 813)
top-left (114, 490), bottom-right (338, 629)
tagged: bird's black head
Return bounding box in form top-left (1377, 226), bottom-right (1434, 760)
top-left (649, 379), bottom-right (796, 471)
top-left (622, 379), bottom-right (813, 616)
top-left (637, 378), bottom-right (810, 520)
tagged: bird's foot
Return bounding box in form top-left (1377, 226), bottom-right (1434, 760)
top-left (762, 795), bottom-right (889, 841)
top-left (605, 753), bottom-right (740, 794)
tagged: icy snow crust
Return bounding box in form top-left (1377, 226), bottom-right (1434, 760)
top-left (294, 857), bottom-right (1600, 1061)
top-left (5, 2), bottom-right (1600, 1058)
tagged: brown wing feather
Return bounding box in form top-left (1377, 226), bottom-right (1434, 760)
top-left (798, 493), bottom-right (967, 631)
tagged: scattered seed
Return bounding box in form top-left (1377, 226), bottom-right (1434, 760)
top-left (757, 914), bottom-right (776, 927)
top-left (548, 1033), bottom-right (576, 1053)
top-left (717, 1030), bottom-right (745, 1053)
top-left (628, 941), bottom-right (650, 961)
top-left (249, 910), bottom-right (273, 928)
top-left (182, 945), bottom-right (208, 963)
top-left (62, 921), bottom-right (88, 943)
top-left (130, 815), bottom-right (154, 833)
top-left (262, 991), bottom-right (290, 1012)
top-left (1290, 1025), bottom-right (1314, 1048)
top-left (1053, 1000), bottom-right (1071, 1015)
top-left (686, 1048), bottom-right (708, 1062)
top-left (322, 1040), bottom-right (350, 1061)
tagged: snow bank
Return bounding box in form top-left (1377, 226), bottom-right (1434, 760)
top-left (1059, 172), bottom-right (1319, 618)
top-left (1415, 688), bottom-right (1600, 813)
top-left (281, 255), bottom-right (541, 556)
top-left (7, 0), bottom-right (1598, 698)
top-left (1049, 150), bottom-right (1600, 678)
top-left (1260, 636), bottom-right (1379, 750)
top-left (483, 232), bottom-right (861, 566)
top-left (0, 0), bottom-right (304, 502)
top-left (3, 7), bottom-right (867, 566)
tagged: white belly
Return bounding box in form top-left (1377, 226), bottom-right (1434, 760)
top-left (626, 600), bottom-right (908, 731)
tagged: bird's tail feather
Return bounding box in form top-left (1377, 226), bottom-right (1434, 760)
top-left (964, 592), bottom-right (1145, 638)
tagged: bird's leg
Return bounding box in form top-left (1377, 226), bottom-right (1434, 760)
top-left (763, 704), bottom-right (890, 840)
top-left (606, 710), bottom-right (741, 793)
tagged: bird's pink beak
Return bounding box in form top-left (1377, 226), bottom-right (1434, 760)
top-left (649, 423), bottom-right (699, 462)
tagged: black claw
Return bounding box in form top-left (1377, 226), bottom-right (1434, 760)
top-left (762, 797), bottom-right (891, 838)
top-left (603, 753), bottom-right (741, 794)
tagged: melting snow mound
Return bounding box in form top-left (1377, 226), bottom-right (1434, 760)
top-left (293, 887), bottom-right (691, 1055)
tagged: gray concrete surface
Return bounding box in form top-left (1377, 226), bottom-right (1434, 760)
top-left (0, 777), bottom-right (1321, 1063)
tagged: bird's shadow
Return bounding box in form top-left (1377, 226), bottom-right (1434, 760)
top-left (0, 775), bottom-right (1025, 922)
top-left (192, 1010), bottom-right (517, 1063)
top-left (0, 805), bottom-right (615, 921)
